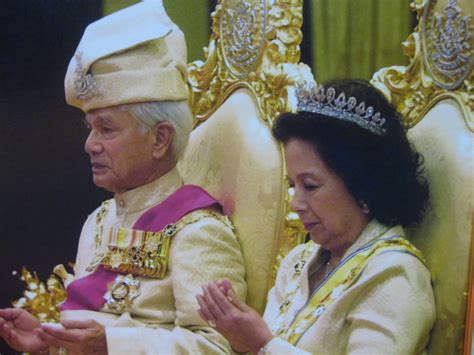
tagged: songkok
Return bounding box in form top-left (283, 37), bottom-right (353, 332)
top-left (64, 0), bottom-right (188, 112)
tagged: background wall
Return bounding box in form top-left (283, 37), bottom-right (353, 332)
top-left (310, 0), bottom-right (413, 82)
top-left (1, 1), bottom-right (105, 353)
top-left (0, 1), bottom-right (413, 353)
top-left (103, 0), bottom-right (414, 81)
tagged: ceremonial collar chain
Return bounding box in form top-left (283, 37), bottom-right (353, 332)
top-left (296, 82), bottom-right (387, 135)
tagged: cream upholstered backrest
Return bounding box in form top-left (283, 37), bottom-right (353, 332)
top-left (178, 1), bottom-right (312, 313)
top-left (178, 90), bottom-right (283, 313)
top-left (406, 100), bottom-right (472, 354)
top-left (371, 0), bottom-right (473, 353)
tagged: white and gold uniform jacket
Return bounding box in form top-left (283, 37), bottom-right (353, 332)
top-left (262, 220), bottom-right (435, 355)
top-left (61, 168), bottom-right (247, 354)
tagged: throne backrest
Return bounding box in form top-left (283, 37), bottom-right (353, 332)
top-left (178, 89), bottom-right (283, 313)
top-left (371, 0), bottom-right (473, 353)
top-left (177, 0), bottom-right (311, 314)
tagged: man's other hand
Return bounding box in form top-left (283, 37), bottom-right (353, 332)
top-left (0, 308), bottom-right (48, 352)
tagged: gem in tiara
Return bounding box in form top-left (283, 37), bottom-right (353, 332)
top-left (296, 82), bottom-right (387, 135)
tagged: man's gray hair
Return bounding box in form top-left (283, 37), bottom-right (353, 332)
top-left (127, 101), bottom-right (193, 161)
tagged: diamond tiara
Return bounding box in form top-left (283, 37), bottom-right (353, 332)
top-left (296, 82), bottom-right (387, 135)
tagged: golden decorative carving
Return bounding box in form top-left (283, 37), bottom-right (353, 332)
top-left (12, 267), bottom-right (67, 323)
top-left (370, 0), bottom-right (473, 131)
top-left (423, 0), bottom-right (473, 89)
top-left (188, 0), bottom-right (314, 126)
top-left (187, 0), bottom-right (311, 287)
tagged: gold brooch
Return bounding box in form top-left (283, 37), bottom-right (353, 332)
top-left (104, 274), bottom-right (140, 312)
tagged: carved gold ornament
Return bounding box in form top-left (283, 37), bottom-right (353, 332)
top-left (371, 0), bottom-right (473, 131)
top-left (423, 0), bottom-right (473, 89)
top-left (188, 0), bottom-right (314, 126)
top-left (12, 267), bottom-right (67, 323)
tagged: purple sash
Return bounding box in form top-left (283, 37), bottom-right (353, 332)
top-left (59, 185), bottom-right (220, 311)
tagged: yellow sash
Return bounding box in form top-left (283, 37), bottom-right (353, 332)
top-left (278, 236), bottom-right (425, 345)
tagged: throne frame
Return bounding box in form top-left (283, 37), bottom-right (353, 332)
top-left (179, 0), bottom-right (311, 313)
top-left (371, 0), bottom-right (473, 353)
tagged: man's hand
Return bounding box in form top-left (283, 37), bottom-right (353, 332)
top-left (0, 308), bottom-right (49, 352)
top-left (40, 319), bottom-right (107, 355)
top-left (196, 280), bottom-right (274, 354)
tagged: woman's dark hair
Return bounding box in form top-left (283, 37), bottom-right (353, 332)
top-left (272, 79), bottom-right (429, 228)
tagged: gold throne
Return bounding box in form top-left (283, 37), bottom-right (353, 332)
top-left (371, 0), bottom-right (473, 353)
top-left (177, 0), bottom-right (312, 314)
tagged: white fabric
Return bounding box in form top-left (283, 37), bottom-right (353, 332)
top-left (69, 1), bottom-right (172, 78)
top-left (64, 0), bottom-right (188, 112)
top-left (263, 220), bottom-right (436, 354)
top-left (406, 100), bottom-right (473, 355)
top-left (61, 168), bottom-right (247, 354)
top-left (178, 89), bottom-right (284, 314)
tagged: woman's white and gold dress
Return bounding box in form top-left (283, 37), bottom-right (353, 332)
top-left (263, 220), bottom-right (435, 355)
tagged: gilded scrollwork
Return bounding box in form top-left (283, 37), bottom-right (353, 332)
top-left (188, 0), bottom-right (314, 126)
top-left (371, 0), bottom-right (473, 131)
top-left (187, 0), bottom-right (311, 286)
top-left (423, 0), bottom-right (473, 89)
top-left (12, 267), bottom-right (67, 323)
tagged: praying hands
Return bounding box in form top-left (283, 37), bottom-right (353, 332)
top-left (196, 279), bottom-right (273, 354)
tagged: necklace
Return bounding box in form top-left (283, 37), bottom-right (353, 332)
top-left (324, 259), bottom-right (335, 278)
top-left (308, 250), bottom-right (337, 281)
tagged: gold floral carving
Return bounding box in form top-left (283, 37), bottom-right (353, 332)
top-left (370, 0), bottom-right (473, 131)
top-left (187, 0), bottom-right (311, 287)
top-left (188, 0), bottom-right (314, 126)
top-left (12, 267), bottom-right (67, 323)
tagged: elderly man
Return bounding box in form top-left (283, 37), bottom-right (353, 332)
top-left (0, 1), bottom-right (246, 354)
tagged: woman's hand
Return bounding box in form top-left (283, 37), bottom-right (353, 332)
top-left (0, 308), bottom-right (49, 352)
top-left (196, 280), bottom-right (273, 354)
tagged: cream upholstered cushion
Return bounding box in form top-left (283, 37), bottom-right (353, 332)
top-left (406, 99), bottom-right (473, 354)
top-left (178, 89), bottom-right (284, 314)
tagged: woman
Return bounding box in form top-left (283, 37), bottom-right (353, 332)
top-left (196, 79), bottom-right (435, 354)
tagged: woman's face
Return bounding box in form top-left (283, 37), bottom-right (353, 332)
top-left (285, 138), bottom-right (369, 256)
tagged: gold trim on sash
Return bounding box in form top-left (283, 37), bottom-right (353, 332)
top-left (274, 236), bottom-right (425, 345)
top-left (86, 200), bottom-right (112, 272)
